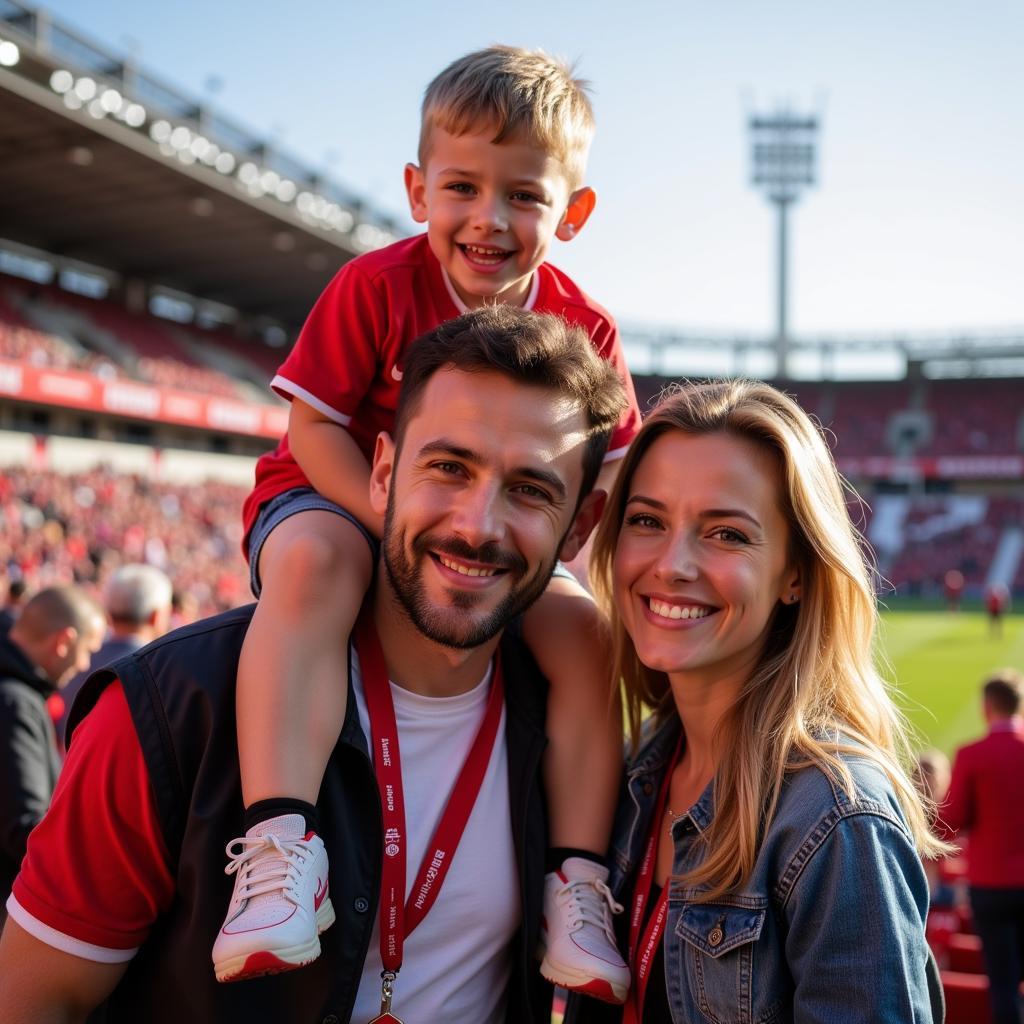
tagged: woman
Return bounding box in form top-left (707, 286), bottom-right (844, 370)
top-left (568, 380), bottom-right (946, 1023)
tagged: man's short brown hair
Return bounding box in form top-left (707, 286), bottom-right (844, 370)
top-left (983, 668), bottom-right (1023, 717)
top-left (419, 45), bottom-right (595, 188)
top-left (394, 306), bottom-right (626, 503)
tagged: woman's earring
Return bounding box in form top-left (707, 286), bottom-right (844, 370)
top-left (789, 593), bottom-right (798, 603)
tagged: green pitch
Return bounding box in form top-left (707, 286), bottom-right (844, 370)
top-left (879, 610), bottom-right (1024, 757)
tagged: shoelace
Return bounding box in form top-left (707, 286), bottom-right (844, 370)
top-left (223, 833), bottom-right (314, 905)
top-left (558, 877), bottom-right (625, 942)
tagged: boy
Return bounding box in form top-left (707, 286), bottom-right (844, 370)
top-left (216, 46), bottom-right (641, 1003)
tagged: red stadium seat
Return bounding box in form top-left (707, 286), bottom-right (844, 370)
top-left (941, 970), bottom-right (993, 1024)
top-left (947, 933), bottom-right (986, 975)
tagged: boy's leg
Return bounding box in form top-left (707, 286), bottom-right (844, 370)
top-left (238, 508), bottom-right (372, 806)
top-left (522, 573), bottom-right (630, 1005)
top-left (213, 504), bottom-right (373, 983)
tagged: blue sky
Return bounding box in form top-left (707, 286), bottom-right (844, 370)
top-left (34, 1), bottom-right (1024, 337)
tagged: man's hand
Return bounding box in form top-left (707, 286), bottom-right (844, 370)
top-left (0, 918), bottom-right (127, 1023)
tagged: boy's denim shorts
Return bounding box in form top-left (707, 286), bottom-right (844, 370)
top-left (247, 487), bottom-right (375, 598)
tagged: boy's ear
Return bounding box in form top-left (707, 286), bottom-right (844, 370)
top-left (555, 186), bottom-right (596, 242)
top-left (558, 488), bottom-right (606, 563)
top-left (369, 431), bottom-right (396, 518)
top-left (404, 163), bottom-right (429, 224)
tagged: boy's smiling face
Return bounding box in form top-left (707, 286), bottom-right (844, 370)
top-left (404, 124), bottom-right (594, 309)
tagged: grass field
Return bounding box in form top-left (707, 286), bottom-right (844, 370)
top-left (880, 609), bottom-right (1024, 756)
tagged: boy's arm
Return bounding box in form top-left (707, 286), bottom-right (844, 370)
top-left (288, 397), bottom-right (383, 537)
top-left (0, 920), bottom-right (126, 1024)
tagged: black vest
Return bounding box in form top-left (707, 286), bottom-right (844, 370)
top-left (69, 605), bottom-right (552, 1024)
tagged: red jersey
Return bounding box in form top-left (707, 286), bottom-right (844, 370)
top-left (241, 234), bottom-right (641, 548)
top-left (8, 682), bottom-right (173, 959)
top-left (940, 720), bottom-right (1024, 888)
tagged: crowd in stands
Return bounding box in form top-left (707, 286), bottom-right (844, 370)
top-left (0, 320), bottom-right (122, 379)
top-left (0, 274), bottom-right (279, 402)
top-left (0, 465), bottom-right (251, 619)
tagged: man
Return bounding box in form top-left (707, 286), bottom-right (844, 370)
top-left (0, 585), bottom-right (104, 903)
top-left (0, 306), bottom-right (627, 1024)
top-left (0, 577), bottom-right (28, 634)
top-left (55, 563), bottom-right (174, 744)
top-left (941, 668), bottom-right (1024, 1024)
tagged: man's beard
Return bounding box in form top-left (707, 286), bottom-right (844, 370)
top-left (381, 490), bottom-right (558, 649)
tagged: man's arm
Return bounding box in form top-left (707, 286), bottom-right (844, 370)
top-left (0, 686), bottom-right (54, 868)
top-left (0, 682), bottom-right (173, 1020)
top-left (0, 920), bottom-right (127, 1024)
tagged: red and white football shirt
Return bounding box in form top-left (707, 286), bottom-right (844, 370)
top-left (241, 234), bottom-right (641, 548)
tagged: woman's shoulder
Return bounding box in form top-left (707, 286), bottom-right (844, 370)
top-left (777, 744), bottom-right (909, 826)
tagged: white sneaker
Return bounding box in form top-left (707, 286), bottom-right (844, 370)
top-left (212, 813), bottom-right (335, 983)
top-left (539, 857), bottom-right (630, 1004)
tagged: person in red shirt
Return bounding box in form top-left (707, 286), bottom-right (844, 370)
top-left (984, 582), bottom-right (1010, 638)
top-left (941, 668), bottom-right (1024, 1024)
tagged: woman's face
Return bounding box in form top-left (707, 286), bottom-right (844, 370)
top-left (613, 430), bottom-right (799, 691)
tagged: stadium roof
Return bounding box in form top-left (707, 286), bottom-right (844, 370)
top-left (0, 2), bottom-right (405, 328)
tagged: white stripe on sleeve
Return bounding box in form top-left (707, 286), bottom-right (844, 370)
top-left (271, 376), bottom-right (353, 426)
top-left (5, 894), bottom-right (138, 964)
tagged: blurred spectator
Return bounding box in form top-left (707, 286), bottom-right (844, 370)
top-left (914, 749), bottom-right (954, 906)
top-left (0, 586), bottom-right (104, 907)
top-left (944, 569), bottom-right (965, 612)
top-left (55, 564), bottom-right (174, 745)
top-left (170, 588), bottom-right (200, 630)
top-left (0, 578), bottom-right (28, 634)
top-left (941, 668), bottom-right (1024, 1024)
top-left (0, 464), bottom-right (251, 619)
top-left (985, 582), bottom-right (1011, 638)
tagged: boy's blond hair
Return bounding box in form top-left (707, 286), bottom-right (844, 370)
top-left (419, 45), bottom-right (595, 188)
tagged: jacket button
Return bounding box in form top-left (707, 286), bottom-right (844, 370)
top-left (708, 925), bottom-right (724, 947)
top-left (323, 1016), bottom-right (340, 1024)
top-left (354, 897), bottom-right (369, 913)
top-left (642, 782), bottom-right (654, 795)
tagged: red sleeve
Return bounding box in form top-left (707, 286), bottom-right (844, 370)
top-left (271, 259), bottom-right (387, 425)
top-left (592, 319), bottom-right (642, 461)
top-left (9, 681), bottom-right (173, 955)
top-left (938, 746), bottom-right (974, 838)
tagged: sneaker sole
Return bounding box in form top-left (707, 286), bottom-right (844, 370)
top-left (214, 898), bottom-right (336, 983)
top-left (540, 954), bottom-right (629, 1005)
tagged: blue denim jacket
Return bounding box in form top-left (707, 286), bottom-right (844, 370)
top-left (566, 715), bottom-right (940, 1024)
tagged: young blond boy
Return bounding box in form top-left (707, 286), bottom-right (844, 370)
top-left (215, 46), bottom-right (640, 1003)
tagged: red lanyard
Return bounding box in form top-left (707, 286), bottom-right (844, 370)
top-left (355, 612), bottom-right (505, 1009)
top-left (623, 738), bottom-right (681, 1024)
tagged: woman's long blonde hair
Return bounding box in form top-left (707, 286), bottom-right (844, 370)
top-left (590, 379), bottom-right (948, 899)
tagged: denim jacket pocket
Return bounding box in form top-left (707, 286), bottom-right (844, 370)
top-left (673, 899), bottom-right (784, 1024)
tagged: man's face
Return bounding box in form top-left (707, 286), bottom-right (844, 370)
top-left (371, 367), bottom-right (594, 649)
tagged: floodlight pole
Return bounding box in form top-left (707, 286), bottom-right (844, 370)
top-left (749, 109), bottom-right (818, 378)
top-left (777, 198), bottom-right (789, 347)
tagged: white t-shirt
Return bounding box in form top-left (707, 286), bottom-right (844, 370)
top-left (350, 652), bottom-right (519, 1024)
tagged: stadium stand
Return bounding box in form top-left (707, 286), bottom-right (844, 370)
top-left (1, 272), bottom-right (275, 400)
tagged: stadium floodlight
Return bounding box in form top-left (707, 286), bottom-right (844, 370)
top-left (74, 77), bottom-right (98, 101)
top-left (50, 69), bottom-right (74, 93)
top-left (0, 40), bottom-right (19, 67)
top-left (749, 107), bottom-right (819, 378)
